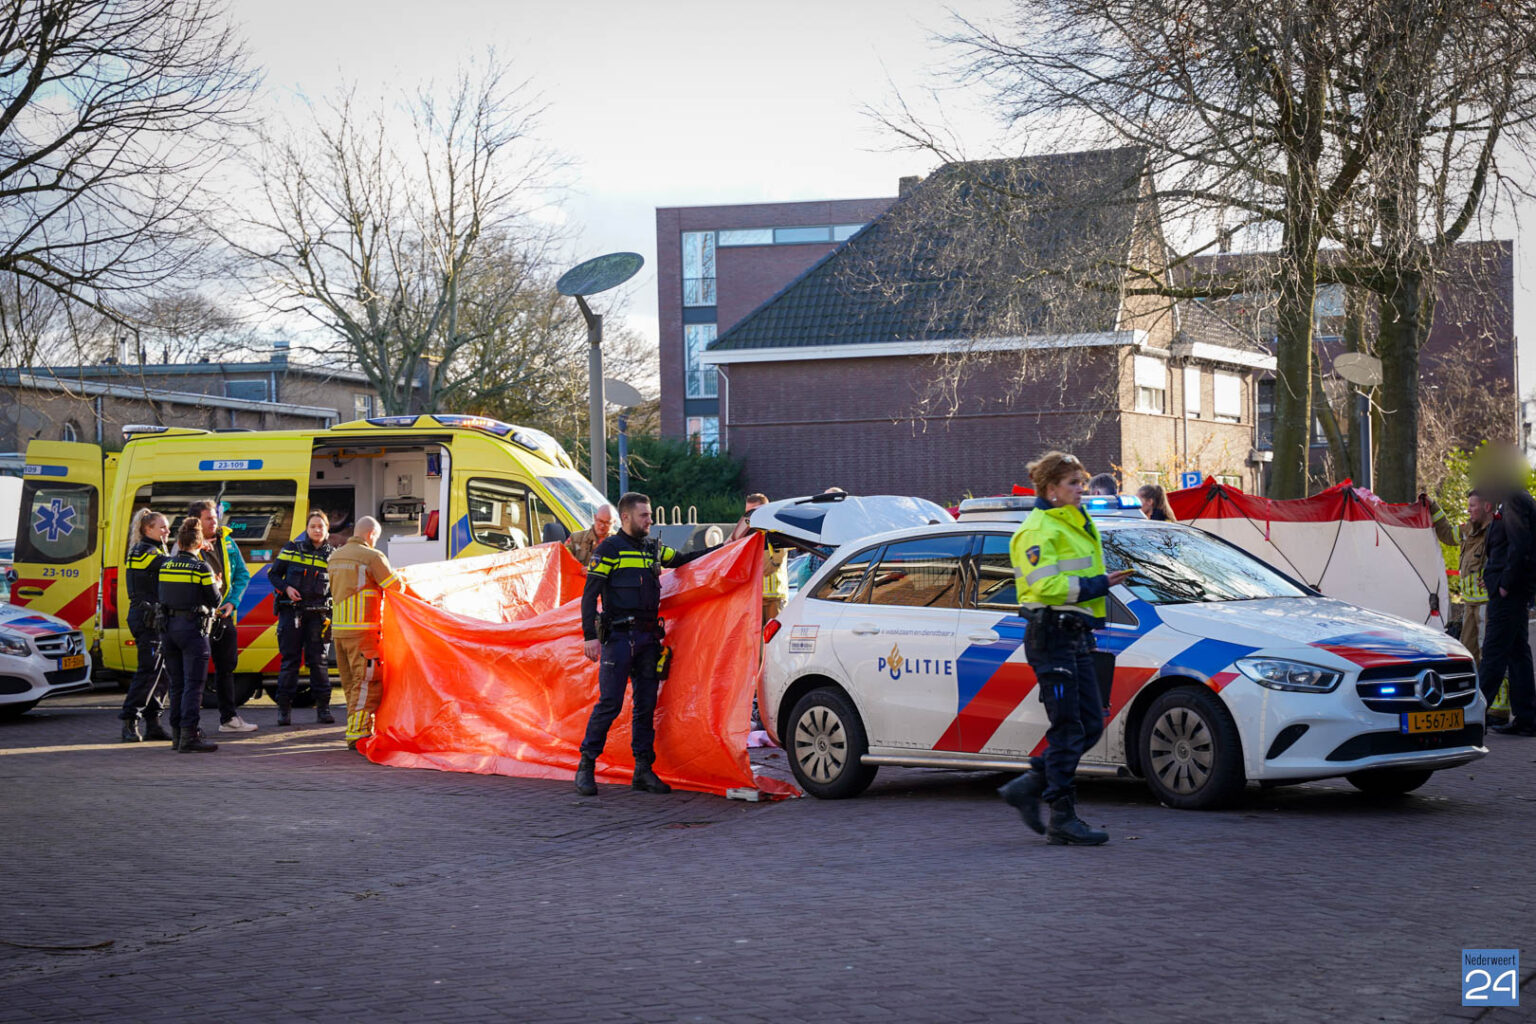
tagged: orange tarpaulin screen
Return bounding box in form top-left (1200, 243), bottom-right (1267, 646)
top-left (361, 537), bottom-right (798, 799)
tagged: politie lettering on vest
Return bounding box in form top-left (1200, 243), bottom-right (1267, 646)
top-left (997, 452), bottom-right (1132, 847)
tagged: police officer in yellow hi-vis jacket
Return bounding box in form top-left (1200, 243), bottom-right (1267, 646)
top-left (328, 516), bottom-right (404, 750)
top-left (998, 452), bottom-right (1131, 846)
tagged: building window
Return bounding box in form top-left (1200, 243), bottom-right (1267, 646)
top-left (1139, 471), bottom-right (1162, 486)
top-left (717, 228), bottom-right (773, 247)
top-left (224, 380), bottom-right (267, 402)
top-left (1314, 283), bottom-right (1346, 319)
top-left (353, 393), bottom-right (375, 420)
top-left (1213, 371), bottom-right (1242, 422)
top-left (684, 324), bottom-right (718, 398)
top-left (1256, 379), bottom-right (1274, 448)
top-left (1216, 474), bottom-right (1243, 488)
top-left (832, 223), bottom-right (865, 241)
top-left (774, 226), bottom-right (832, 244)
top-left (1134, 354), bottom-right (1167, 414)
top-left (1183, 365), bottom-right (1202, 418)
top-left (686, 415), bottom-right (719, 454)
top-left (682, 231), bottom-right (716, 306)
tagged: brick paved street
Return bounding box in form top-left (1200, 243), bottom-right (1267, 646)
top-left (1, 690), bottom-right (1532, 1023)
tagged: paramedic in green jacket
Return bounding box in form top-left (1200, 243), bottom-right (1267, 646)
top-left (998, 451), bottom-right (1131, 846)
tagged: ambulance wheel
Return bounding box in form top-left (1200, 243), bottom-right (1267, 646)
top-left (787, 687), bottom-right (877, 799)
top-left (1345, 768), bottom-right (1433, 797)
top-left (1138, 687), bottom-right (1246, 810)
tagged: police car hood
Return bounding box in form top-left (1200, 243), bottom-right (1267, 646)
top-left (1149, 595), bottom-right (1470, 668)
top-left (749, 494), bottom-right (953, 547)
top-left (0, 603), bottom-right (71, 636)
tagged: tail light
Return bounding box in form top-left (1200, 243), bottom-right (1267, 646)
top-left (763, 618), bottom-right (782, 643)
top-left (102, 567), bottom-right (119, 629)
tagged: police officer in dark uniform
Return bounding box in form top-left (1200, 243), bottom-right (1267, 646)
top-left (268, 510), bottom-right (335, 726)
top-left (1478, 449), bottom-right (1536, 736)
top-left (575, 491), bottom-right (717, 796)
top-left (159, 517), bottom-right (221, 753)
top-left (118, 509), bottom-right (173, 743)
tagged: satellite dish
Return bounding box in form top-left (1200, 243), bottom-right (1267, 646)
top-left (1333, 352), bottom-right (1383, 387)
top-left (603, 377), bottom-right (646, 407)
top-left (557, 252), bottom-right (644, 298)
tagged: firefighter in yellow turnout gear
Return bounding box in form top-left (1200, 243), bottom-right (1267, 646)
top-left (327, 516), bottom-right (404, 749)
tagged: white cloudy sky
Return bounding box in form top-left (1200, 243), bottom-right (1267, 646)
top-left (236, 0), bottom-right (1012, 354)
top-left (232, 0), bottom-right (1534, 398)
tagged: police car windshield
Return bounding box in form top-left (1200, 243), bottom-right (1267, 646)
top-left (1102, 524), bottom-right (1306, 605)
top-left (539, 474), bottom-right (606, 529)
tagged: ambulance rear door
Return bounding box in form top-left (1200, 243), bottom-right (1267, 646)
top-left (11, 442), bottom-right (106, 638)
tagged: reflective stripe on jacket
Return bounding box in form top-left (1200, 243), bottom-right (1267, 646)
top-left (328, 537), bottom-right (399, 633)
top-left (1009, 497), bottom-right (1110, 622)
top-left (763, 543), bottom-right (787, 601)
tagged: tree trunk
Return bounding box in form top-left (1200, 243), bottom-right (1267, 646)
top-left (1269, 234), bottom-right (1319, 498)
top-left (1374, 266), bottom-right (1422, 501)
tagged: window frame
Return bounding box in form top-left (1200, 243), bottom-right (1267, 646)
top-left (808, 543), bottom-right (883, 604)
top-left (1213, 371), bottom-right (1243, 422)
top-left (465, 477), bottom-right (534, 550)
top-left (681, 231), bottom-right (716, 307)
top-left (862, 533), bottom-right (972, 610)
top-left (683, 323), bottom-right (718, 398)
top-left (1183, 365), bottom-right (1202, 418)
top-left (15, 480), bottom-right (98, 565)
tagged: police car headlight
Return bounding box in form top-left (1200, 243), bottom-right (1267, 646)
top-left (1235, 657), bottom-right (1341, 692)
top-left (0, 631), bottom-right (30, 657)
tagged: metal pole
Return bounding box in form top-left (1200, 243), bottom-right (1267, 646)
top-left (1357, 390), bottom-right (1373, 490)
top-left (617, 410), bottom-right (629, 496)
top-left (577, 295), bottom-right (607, 497)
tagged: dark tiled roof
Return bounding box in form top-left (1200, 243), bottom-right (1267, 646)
top-left (1175, 300), bottom-right (1269, 355)
top-left (6, 359), bottom-right (369, 383)
top-left (709, 147), bottom-right (1148, 352)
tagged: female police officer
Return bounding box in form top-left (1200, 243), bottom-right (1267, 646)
top-left (268, 510), bottom-right (335, 726)
top-left (159, 517), bottom-right (222, 753)
top-left (118, 509), bottom-right (173, 743)
top-left (998, 451), bottom-right (1131, 845)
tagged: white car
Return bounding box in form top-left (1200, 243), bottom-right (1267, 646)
top-left (0, 603), bottom-right (92, 718)
top-left (759, 500), bottom-right (1486, 808)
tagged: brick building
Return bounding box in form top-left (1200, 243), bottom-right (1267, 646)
top-left (699, 148), bottom-right (1275, 502)
top-left (655, 195), bottom-right (897, 449)
top-left (0, 347), bottom-right (388, 450)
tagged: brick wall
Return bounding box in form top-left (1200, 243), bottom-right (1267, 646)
top-left (723, 348), bottom-right (1125, 502)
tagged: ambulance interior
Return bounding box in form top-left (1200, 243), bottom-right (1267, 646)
top-left (309, 440), bottom-right (451, 569)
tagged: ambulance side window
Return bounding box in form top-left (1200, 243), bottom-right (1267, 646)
top-left (466, 479), bottom-right (529, 550)
top-left (16, 481), bottom-right (96, 564)
top-left (137, 480), bottom-right (297, 563)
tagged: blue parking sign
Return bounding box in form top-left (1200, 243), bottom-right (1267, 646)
top-left (1180, 471), bottom-right (1203, 489)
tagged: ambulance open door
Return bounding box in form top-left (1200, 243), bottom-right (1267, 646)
top-left (11, 442), bottom-right (105, 635)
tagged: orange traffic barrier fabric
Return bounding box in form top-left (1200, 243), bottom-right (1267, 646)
top-left (361, 537), bottom-right (799, 799)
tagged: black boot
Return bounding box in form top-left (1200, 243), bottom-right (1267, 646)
top-left (574, 755), bottom-right (598, 796)
top-left (998, 770), bottom-right (1046, 834)
top-left (142, 717), bottom-right (171, 742)
top-left (631, 758), bottom-right (672, 794)
top-left (315, 706), bottom-right (335, 724)
top-left (170, 725), bottom-right (181, 749)
top-left (276, 703), bottom-right (292, 726)
top-left (120, 719), bottom-right (142, 743)
top-left (1046, 795), bottom-right (1108, 846)
top-left (178, 729), bottom-right (218, 753)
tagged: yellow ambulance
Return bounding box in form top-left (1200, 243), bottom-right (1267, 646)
top-left (10, 414), bottom-right (604, 704)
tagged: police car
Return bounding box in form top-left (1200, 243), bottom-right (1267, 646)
top-left (759, 496), bottom-right (1486, 808)
top-left (0, 602), bottom-right (92, 718)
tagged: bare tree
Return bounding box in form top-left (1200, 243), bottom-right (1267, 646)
top-left (913, 0), bottom-right (1536, 499)
top-left (0, 0), bottom-right (255, 360)
top-left (237, 59), bottom-right (570, 415)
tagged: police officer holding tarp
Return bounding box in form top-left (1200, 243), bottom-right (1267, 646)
top-left (159, 517), bottom-right (221, 753)
top-left (268, 510), bottom-right (335, 727)
top-left (997, 452), bottom-right (1131, 845)
top-left (575, 491), bottom-right (717, 797)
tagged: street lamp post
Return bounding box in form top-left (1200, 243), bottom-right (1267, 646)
top-left (557, 252), bottom-right (644, 498)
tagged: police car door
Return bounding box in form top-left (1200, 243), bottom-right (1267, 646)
top-left (953, 531), bottom-right (1050, 759)
top-left (831, 534), bottom-right (969, 753)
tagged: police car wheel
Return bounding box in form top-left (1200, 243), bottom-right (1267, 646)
top-left (1344, 768), bottom-right (1433, 797)
top-left (0, 700), bottom-right (39, 720)
top-left (787, 687), bottom-right (877, 799)
top-left (1138, 687), bottom-right (1245, 810)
